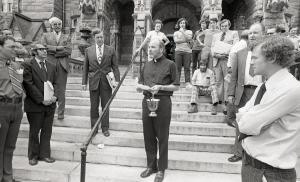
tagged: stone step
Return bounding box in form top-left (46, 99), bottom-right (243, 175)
top-left (18, 125), bottom-right (234, 153)
top-left (66, 82), bottom-right (194, 94)
top-left (14, 138), bottom-right (241, 174)
top-left (63, 105), bottom-right (226, 123)
top-left (22, 115), bottom-right (235, 137)
top-left (66, 90), bottom-right (211, 103)
top-left (13, 155), bottom-right (242, 182)
top-left (66, 97), bottom-right (224, 112)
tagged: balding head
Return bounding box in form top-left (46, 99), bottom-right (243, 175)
top-left (148, 38), bottom-right (164, 61)
top-left (248, 23), bottom-right (264, 42)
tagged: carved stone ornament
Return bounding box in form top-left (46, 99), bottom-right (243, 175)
top-left (79, 0), bottom-right (96, 15)
top-left (266, 0), bottom-right (289, 13)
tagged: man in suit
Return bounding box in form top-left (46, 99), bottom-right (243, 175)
top-left (22, 44), bottom-right (58, 166)
top-left (41, 17), bottom-right (72, 120)
top-left (82, 28), bottom-right (120, 137)
top-left (211, 19), bottom-right (239, 113)
top-left (227, 23), bottom-right (264, 162)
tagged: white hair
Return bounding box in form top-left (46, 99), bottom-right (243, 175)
top-left (49, 17), bottom-right (62, 25)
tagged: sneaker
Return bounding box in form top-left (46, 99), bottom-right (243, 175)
top-left (188, 104), bottom-right (198, 113)
top-left (211, 105), bottom-right (217, 115)
top-left (186, 82), bottom-right (193, 89)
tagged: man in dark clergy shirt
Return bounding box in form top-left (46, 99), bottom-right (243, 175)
top-left (136, 38), bottom-right (180, 182)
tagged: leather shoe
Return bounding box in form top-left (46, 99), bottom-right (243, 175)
top-left (140, 168), bottom-right (158, 178)
top-left (228, 155), bottom-right (242, 162)
top-left (102, 130), bottom-right (110, 137)
top-left (29, 158), bottom-right (38, 166)
top-left (154, 171), bottom-right (165, 182)
top-left (40, 157), bottom-right (55, 163)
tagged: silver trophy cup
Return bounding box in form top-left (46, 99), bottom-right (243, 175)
top-left (146, 98), bottom-right (160, 117)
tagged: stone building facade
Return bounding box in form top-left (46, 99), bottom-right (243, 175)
top-left (1, 0), bottom-right (300, 65)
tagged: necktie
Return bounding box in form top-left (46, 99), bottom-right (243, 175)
top-left (97, 46), bottom-right (102, 64)
top-left (40, 61), bottom-right (48, 81)
top-left (8, 65), bottom-right (23, 95)
top-left (220, 32), bottom-right (226, 41)
top-left (249, 64), bottom-right (255, 77)
top-left (239, 83), bottom-right (266, 141)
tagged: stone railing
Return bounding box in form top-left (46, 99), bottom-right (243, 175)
top-left (69, 58), bottom-right (84, 76)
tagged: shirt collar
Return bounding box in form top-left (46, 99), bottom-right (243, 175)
top-left (35, 57), bottom-right (46, 65)
top-left (153, 55), bottom-right (164, 63)
top-left (265, 68), bottom-right (289, 91)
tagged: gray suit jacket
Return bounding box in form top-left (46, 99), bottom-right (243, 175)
top-left (40, 32), bottom-right (72, 72)
top-left (227, 48), bottom-right (248, 105)
top-left (82, 44), bottom-right (120, 91)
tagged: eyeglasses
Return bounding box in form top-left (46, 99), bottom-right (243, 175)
top-left (53, 23), bottom-right (61, 26)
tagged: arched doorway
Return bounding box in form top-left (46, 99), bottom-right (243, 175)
top-left (151, 0), bottom-right (202, 60)
top-left (105, 0), bottom-right (134, 65)
top-left (221, 0), bottom-right (255, 31)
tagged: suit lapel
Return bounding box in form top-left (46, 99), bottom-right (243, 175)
top-left (31, 58), bottom-right (45, 82)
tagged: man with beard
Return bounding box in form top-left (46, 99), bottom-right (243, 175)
top-left (227, 23), bottom-right (264, 162)
top-left (136, 38), bottom-right (179, 182)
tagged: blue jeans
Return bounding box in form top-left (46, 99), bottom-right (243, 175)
top-left (241, 153), bottom-right (296, 182)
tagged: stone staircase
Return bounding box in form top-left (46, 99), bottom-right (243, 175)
top-left (13, 67), bottom-right (300, 182)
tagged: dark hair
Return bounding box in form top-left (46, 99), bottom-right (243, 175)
top-left (0, 36), bottom-right (15, 46)
top-left (209, 18), bottom-right (218, 23)
top-left (240, 30), bottom-right (249, 40)
top-left (175, 18), bottom-right (189, 30)
top-left (275, 25), bottom-right (286, 33)
top-left (251, 36), bottom-right (295, 68)
top-left (220, 19), bottom-right (231, 28)
top-left (153, 19), bottom-right (163, 27)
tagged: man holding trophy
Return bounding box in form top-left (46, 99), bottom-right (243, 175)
top-left (136, 38), bottom-right (179, 182)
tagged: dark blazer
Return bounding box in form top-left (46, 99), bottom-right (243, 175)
top-left (40, 32), bottom-right (72, 72)
top-left (82, 44), bottom-right (120, 91)
top-left (22, 58), bottom-right (58, 112)
top-left (227, 47), bottom-right (248, 105)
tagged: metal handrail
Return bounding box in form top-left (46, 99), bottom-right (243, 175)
top-left (80, 53), bottom-right (138, 182)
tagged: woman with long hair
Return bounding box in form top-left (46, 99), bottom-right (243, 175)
top-left (173, 18), bottom-right (193, 88)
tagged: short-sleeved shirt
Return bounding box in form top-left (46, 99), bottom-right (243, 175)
top-left (174, 30), bottom-right (193, 53)
top-left (138, 55), bottom-right (180, 96)
top-left (145, 30), bottom-right (169, 44)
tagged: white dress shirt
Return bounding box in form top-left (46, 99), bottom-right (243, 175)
top-left (237, 68), bottom-right (300, 169)
top-left (244, 51), bottom-right (262, 86)
top-left (55, 31), bottom-right (61, 43)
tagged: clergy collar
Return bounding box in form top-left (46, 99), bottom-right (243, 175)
top-left (153, 55), bottom-right (164, 63)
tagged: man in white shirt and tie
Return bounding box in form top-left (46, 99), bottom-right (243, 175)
top-left (82, 28), bottom-right (120, 137)
top-left (238, 36), bottom-right (300, 182)
top-left (227, 23), bottom-right (264, 162)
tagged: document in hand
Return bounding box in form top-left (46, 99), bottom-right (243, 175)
top-left (212, 41), bottom-right (233, 55)
top-left (106, 72), bottom-right (117, 89)
top-left (44, 81), bottom-right (54, 101)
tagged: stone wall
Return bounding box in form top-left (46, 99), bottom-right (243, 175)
top-left (21, 0), bottom-right (53, 13)
top-left (286, 0), bottom-right (300, 28)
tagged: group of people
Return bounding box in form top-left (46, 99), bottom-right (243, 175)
top-left (1, 13), bottom-right (300, 182)
top-left (135, 17), bottom-right (300, 182)
top-left (0, 16), bottom-right (73, 182)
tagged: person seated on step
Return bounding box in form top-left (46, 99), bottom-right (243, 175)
top-left (187, 49), bottom-right (219, 115)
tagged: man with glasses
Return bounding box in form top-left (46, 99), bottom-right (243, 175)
top-left (41, 17), bottom-right (72, 120)
top-left (22, 44), bottom-right (58, 166)
top-left (211, 19), bottom-right (239, 114)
